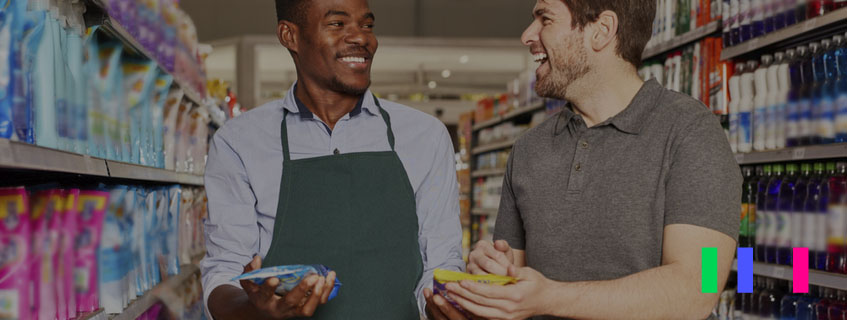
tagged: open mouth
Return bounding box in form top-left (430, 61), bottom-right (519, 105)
top-left (533, 52), bottom-right (548, 64)
top-left (338, 54), bottom-right (371, 70)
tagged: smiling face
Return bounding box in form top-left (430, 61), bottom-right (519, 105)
top-left (290, 0), bottom-right (378, 96)
top-left (522, 0), bottom-right (590, 101)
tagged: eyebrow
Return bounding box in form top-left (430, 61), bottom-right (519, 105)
top-left (533, 8), bottom-right (551, 18)
top-left (325, 10), bottom-right (350, 18)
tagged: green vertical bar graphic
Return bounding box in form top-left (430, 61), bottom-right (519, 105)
top-left (702, 247), bottom-right (718, 293)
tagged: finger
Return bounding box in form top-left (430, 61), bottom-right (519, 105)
top-left (283, 274), bottom-right (319, 306)
top-left (321, 271), bottom-right (336, 303)
top-left (433, 294), bottom-right (470, 320)
top-left (244, 255), bottom-right (261, 273)
top-left (466, 263), bottom-right (486, 275)
top-left (482, 244), bottom-right (512, 272)
top-left (240, 279), bottom-right (259, 294)
top-left (445, 282), bottom-right (502, 308)
top-left (494, 240), bottom-right (514, 261)
top-left (299, 277), bottom-right (325, 316)
top-left (261, 277), bottom-right (281, 298)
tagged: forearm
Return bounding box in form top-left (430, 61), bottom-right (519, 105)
top-left (544, 264), bottom-right (721, 320)
top-left (208, 285), bottom-right (273, 320)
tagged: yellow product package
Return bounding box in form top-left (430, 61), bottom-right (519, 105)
top-left (432, 269), bottom-right (516, 314)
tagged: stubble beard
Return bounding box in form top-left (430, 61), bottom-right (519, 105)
top-left (535, 33), bottom-right (590, 101)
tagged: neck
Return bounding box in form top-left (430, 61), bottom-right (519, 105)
top-left (294, 78), bottom-right (363, 130)
top-left (567, 62), bottom-right (645, 127)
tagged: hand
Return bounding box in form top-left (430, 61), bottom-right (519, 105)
top-left (446, 265), bottom-right (554, 320)
top-left (239, 256), bottom-right (337, 319)
top-left (424, 288), bottom-right (469, 320)
top-left (467, 240), bottom-right (514, 276)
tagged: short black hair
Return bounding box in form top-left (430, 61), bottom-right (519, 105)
top-left (275, 0), bottom-right (310, 25)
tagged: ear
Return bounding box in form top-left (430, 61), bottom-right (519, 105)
top-left (590, 10), bottom-right (618, 53)
top-left (277, 21), bottom-right (299, 54)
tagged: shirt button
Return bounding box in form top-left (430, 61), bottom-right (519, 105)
top-left (581, 141), bottom-right (589, 149)
top-left (575, 163), bottom-right (582, 171)
top-left (333, 149), bottom-right (340, 155)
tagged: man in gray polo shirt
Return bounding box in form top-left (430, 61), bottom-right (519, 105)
top-left (423, 0), bottom-right (741, 319)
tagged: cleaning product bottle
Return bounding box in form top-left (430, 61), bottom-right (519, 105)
top-left (826, 162), bottom-right (847, 274)
top-left (804, 163), bottom-right (824, 269)
top-left (755, 55), bottom-right (771, 151)
top-left (833, 34), bottom-right (847, 143)
top-left (742, 166), bottom-right (758, 248)
top-left (731, 0), bottom-right (742, 45)
top-left (774, 0), bottom-right (787, 30)
top-left (817, 162), bottom-right (836, 270)
top-left (752, 0), bottom-right (766, 38)
top-left (798, 45), bottom-right (814, 146)
top-left (724, 0), bottom-right (735, 47)
top-left (787, 48), bottom-right (803, 147)
top-left (757, 164), bottom-right (773, 262)
top-left (810, 41), bottom-right (828, 145)
top-left (795, 0), bottom-right (809, 23)
top-left (819, 39), bottom-right (837, 144)
top-left (778, 49), bottom-right (792, 149)
top-left (730, 62), bottom-right (745, 153)
top-left (777, 163), bottom-right (800, 266)
top-left (740, 0), bottom-right (753, 42)
top-left (766, 163), bottom-right (785, 264)
top-left (794, 163), bottom-right (813, 262)
top-left (739, 61), bottom-right (757, 153)
top-left (767, 52), bottom-right (783, 150)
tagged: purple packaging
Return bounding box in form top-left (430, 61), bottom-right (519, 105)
top-left (31, 189), bottom-right (63, 320)
top-left (57, 189), bottom-right (80, 320)
top-left (75, 190), bottom-right (109, 314)
top-left (0, 187), bottom-right (31, 320)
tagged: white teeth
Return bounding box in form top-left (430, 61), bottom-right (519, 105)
top-left (533, 53), bottom-right (548, 63)
top-left (341, 57), bottom-right (366, 63)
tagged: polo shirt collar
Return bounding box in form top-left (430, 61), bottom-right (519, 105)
top-left (605, 79), bottom-right (664, 135)
top-left (281, 83), bottom-right (379, 119)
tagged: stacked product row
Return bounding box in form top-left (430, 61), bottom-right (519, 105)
top-left (728, 32), bottom-right (847, 153)
top-left (715, 280), bottom-right (847, 319)
top-left (647, 0), bottom-right (722, 50)
top-left (0, 0), bottom-right (209, 174)
top-left (740, 162), bottom-right (847, 273)
top-left (640, 36), bottom-right (731, 116)
top-left (721, 0), bottom-right (847, 48)
top-left (0, 184), bottom-right (207, 319)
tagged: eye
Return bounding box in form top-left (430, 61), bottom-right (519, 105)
top-left (542, 17), bottom-right (553, 25)
top-left (363, 23), bottom-right (375, 30)
top-left (329, 21), bottom-right (344, 27)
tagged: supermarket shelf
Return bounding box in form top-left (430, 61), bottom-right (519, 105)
top-left (642, 21), bottom-right (721, 60)
top-left (472, 139), bottom-right (517, 155)
top-left (77, 309), bottom-right (107, 320)
top-left (732, 260), bottom-right (847, 291)
top-left (472, 102), bottom-right (546, 132)
top-left (721, 8), bottom-right (847, 60)
top-left (0, 139), bottom-right (204, 186)
top-left (472, 168), bottom-right (507, 178)
top-left (0, 139), bottom-right (110, 176)
top-left (734, 143), bottom-right (847, 165)
top-left (83, 0), bottom-right (204, 105)
top-left (107, 161), bottom-right (205, 186)
top-left (471, 208), bottom-right (499, 216)
top-left (112, 264), bottom-right (200, 320)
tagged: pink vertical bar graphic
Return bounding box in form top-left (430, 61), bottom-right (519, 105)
top-left (793, 247), bottom-right (809, 293)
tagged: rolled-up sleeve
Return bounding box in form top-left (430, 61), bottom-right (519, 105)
top-left (414, 125), bottom-right (465, 315)
top-left (201, 128), bottom-right (261, 319)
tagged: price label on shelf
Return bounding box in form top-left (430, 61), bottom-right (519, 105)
top-left (792, 148), bottom-right (806, 160)
top-left (773, 266), bottom-right (786, 279)
top-left (804, 19), bottom-right (817, 32)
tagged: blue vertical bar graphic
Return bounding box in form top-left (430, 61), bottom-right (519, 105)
top-left (737, 247), bottom-right (753, 293)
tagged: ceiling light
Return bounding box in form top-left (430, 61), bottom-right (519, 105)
top-left (459, 55), bottom-right (469, 64)
top-left (428, 81), bottom-right (437, 89)
top-left (442, 69), bottom-right (451, 78)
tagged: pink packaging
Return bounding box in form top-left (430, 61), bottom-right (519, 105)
top-left (0, 187), bottom-right (31, 320)
top-left (75, 190), bottom-right (110, 314)
top-left (56, 189), bottom-right (80, 320)
top-left (31, 189), bottom-right (63, 320)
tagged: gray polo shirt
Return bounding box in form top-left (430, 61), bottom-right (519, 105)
top-left (494, 79), bottom-right (741, 317)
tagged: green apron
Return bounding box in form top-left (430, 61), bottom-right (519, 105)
top-left (262, 96), bottom-right (423, 319)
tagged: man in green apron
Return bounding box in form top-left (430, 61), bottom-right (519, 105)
top-left (202, 0), bottom-right (465, 319)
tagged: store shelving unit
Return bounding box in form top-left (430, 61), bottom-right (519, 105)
top-left (642, 21), bottom-right (721, 60)
top-left (111, 264), bottom-right (201, 320)
top-left (77, 309), bottom-right (107, 320)
top-left (721, 8), bottom-right (847, 60)
top-left (472, 102), bottom-right (546, 132)
top-left (471, 208), bottom-right (499, 216)
top-left (472, 139), bottom-right (517, 155)
top-left (734, 143), bottom-right (847, 165)
top-left (732, 260), bottom-right (847, 291)
top-left (0, 139), bottom-right (204, 186)
top-left (472, 168), bottom-right (506, 178)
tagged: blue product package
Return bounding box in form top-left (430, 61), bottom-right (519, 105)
top-left (33, 10), bottom-right (56, 149)
top-left (232, 265), bottom-right (342, 301)
top-left (151, 73), bottom-right (173, 168)
top-left (11, 0), bottom-right (32, 143)
top-left (95, 42), bottom-right (123, 161)
top-left (122, 59), bottom-right (157, 165)
top-left (163, 185), bottom-right (181, 276)
top-left (99, 185), bottom-right (132, 314)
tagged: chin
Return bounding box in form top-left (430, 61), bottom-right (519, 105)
top-left (331, 77), bottom-right (371, 96)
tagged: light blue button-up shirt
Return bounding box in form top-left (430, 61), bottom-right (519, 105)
top-left (201, 84), bottom-right (465, 317)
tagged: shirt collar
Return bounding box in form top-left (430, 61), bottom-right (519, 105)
top-left (280, 83), bottom-right (379, 119)
top-left (604, 79), bottom-right (663, 135)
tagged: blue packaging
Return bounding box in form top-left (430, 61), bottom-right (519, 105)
top-left (11, 0), bottom-right (32, 143)
top-left (122, 59), bottom-right (157, 165)
top-left (151, 74), bottom-right (173, 168)
top-left (0, 1), bottom-right (15, 139)
top-left (99, 185), bottom-right (133, 314)
top-left (95, 42), bottom-right (124, 161)
top-left (232, 265), bottom-right (342, 301)
top-left (164, 185), bottom-right (181, 276)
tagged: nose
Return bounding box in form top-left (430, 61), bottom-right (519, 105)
top-left (345, 26), bottom-right (369, 46)
top-left (521, 20), bottom-right (541, 47)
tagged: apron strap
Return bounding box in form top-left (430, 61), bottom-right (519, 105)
top-left (281, 109), bottom-right (292, 162)
top-left (372, 94), bottom-right (396, 151)
top-left (280, 94), bottom-right (396, 158)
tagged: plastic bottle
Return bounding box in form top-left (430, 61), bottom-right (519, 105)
top-left (758, 164), bottom-right (774, 262)
top-left (724, 0), bottom-right (735, 47)
top-left (752, 0), bottom-right (766, 37)
top-left (743, 166), bottom-right (758, 248)
top-left (758, 278), bottom-right (776, 318)
top-left (819, 39), bottom-right (838, 144)
top-left (766, 163), bottom-right (786, 264)
top-left (795, 0), bottom-right (809, 23)
top-left (805, 163), bottom-right (825, 269)
top-left (795, 287), bottom-right (820, 320)
top-left (756, 56), bottom-right (772, 151)
top-left (815, 288), bottom-right (838, 318)
top-left (731, 63), bottom-right (745, 153)
top-left (799, 45), bottom-right (815, 146)
top-left (787, 48), bottom-right (804, 147)
top-left (795, 163), bottom-right (813, 258)
top-left (826, 162), bottom-right (847, 274)
top-left (811, 41), bottom-right (831, 145)
top-left (835, 0), bottom-right (847, 8)
top-left (780, 281), bottom-right (800, 320)
top-left (741, 0), bottom-right (754, 42)
top-left (834, 35), bottom-right (847, 143)
top-left (765, 0), bottom-right (777, 34)
top-left (777, 163), bottom-right (800, 265)
top-left (817, 162), bottom-right (836, 271)
top-left (768, 53), bottom-right (783, 149)
top-left (732, 0), bottom-right (743, 45)
top-left (778, 50), bottom-right (792, 149)
top-left (807, 0), bottom-right (833, 18)
top-left (740, 61), bottom-right (757, 153)
top-left (827, 291), bottom-right (847, 320)
top-left (775, 0), bottom-right (788, 30)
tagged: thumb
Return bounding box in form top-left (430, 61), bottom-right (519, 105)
top-left (245, 255), bottom-right (261, 272)
top-left (494, 240), bottom-right (512, 253)
top-left (507, 265), bottom-right (526, 281)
